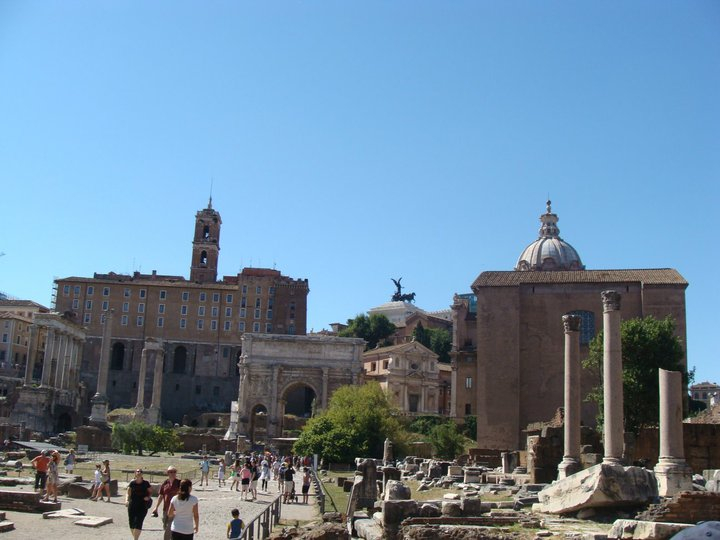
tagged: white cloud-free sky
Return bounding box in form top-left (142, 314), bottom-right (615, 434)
top-left (1, 1), bottom-right (718, 382)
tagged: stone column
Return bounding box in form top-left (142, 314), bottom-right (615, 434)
top-left (90, 310), bottom-right (114, 425)
top-left (602, 291), bottom-right (624, 465)
top-left (40, 328), bottom-right (56, 386)
top-left (24, 324), bottom-right (39, 386)
top-left (450, 359), bottom-right (458, 417)
top-left (558, 314), bottom-right (582, 479)
top-left (54, 333), bottom-right (68, 388)
top-left (150, 348), bottom-right (165, 409)
top-left (420, 381), bottom-right (427, 413)
top-left (321, 367), bottom-right (329, 409)
top-left (135, 346), bottom-right (149, 408)
top-left (654, 369), bottom-right (692, 496)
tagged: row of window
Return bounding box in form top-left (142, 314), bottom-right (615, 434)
top-left (89, 313), bottom-right (276, 333)
top-left (63, 284), bottom-right (276, 301)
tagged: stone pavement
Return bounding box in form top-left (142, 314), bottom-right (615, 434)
top-left (0, 481), bottom-right (320, 539)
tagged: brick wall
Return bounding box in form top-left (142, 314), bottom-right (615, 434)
top-left (637, 492), bottom-right (720, 524)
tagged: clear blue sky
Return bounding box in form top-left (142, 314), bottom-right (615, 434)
top-left (1, 2), bottom-right (718, 383)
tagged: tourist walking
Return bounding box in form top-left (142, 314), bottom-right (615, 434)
top-left (301, 467), bottom-right (312, 504)
top-left (64, 449), bottom-right (76, 474)
top-left (30, 450), bottom-right (50, 496)
top-left (169, 479), bottom-right (199, 539)
top-left (239, 461), bottom-right (251, 501)
top-left (43, 451), bottom-right (60, 502)
top-left (250, 459), bottom-right (259, 500)
top-left (229, 459), bottom-right (241, 492)
top-left (199, 456), bottom-right (210, 487)
top-left (218, 460), bottom-right (226, 487)
top-left (98, 459), bottom-right (112, 502)
top-left (226, 508), bottom-right (244, 539)
top-left (259, 458), bottom-right (270, 492)
top-left (282, 459), bottom-right (295, 504)
top-left (125, 468), bottom-right (152, 540)
top-left (90, 463), bottom-right (102, 500)
top-left (151, 466), bottom-right (181, 540)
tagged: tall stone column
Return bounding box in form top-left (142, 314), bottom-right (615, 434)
top-left (40, 328), bottom-right (56, 387)
top-left (150, 348), bottom-right (165, 409)
top-left (54, 333), bottom-right (68, 388)
top-left (147, 346), bottom-right (165, 424)
top-left (135, 347), bottom-right (149, 408)
top-left (654, 369), bottom-right (692, 496)
top-left (450, 359), bottom-right (458, 417)
top-left (558, 314), bottom-right (582, 479)
top-left (90, 309), bottom-right (114, 425)
top-left (24, 324), bottom-right (39, 386)
top-left (321, 367), bottom-right (329, 409)
top-left (602, 290), bottom-right (624, 465)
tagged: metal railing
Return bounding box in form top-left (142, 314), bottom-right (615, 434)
top-left (239, 493), bottom-right (282, 540)
top-left (309, 468), bottom-right (326, 514)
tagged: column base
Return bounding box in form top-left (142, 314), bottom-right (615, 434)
top-left (89, 394), bottom-right (109, 426)
top-left (654, 457), bottom-right (693, 497)
top-left (557, 457), bottom-right (581, 479)
top-left (145, 406), bottom-right (160, 425)
top-left (602, 457), bottom-right (623, 466)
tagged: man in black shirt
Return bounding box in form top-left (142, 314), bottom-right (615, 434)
top-left (282, 459), bottom-right (295, 503)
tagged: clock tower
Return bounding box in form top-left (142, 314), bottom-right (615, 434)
top-left (190, 198), bottom-right (222, 283)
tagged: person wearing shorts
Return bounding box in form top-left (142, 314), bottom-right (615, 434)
top-left (282, 461), bottom-right (295, 504)
top-left (239, 462), bottom-right (251, 501)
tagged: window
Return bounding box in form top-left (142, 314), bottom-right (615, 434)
top-left (465, 403), bottom-right (472, 415)
top-left (371, 362), bottom-right (376, 372)
top-left (122, 302), bottom-right (129, 313)
top-left (241, 297), bottom-right (247, 308)
top-left (101, 314), bottom-right (106, 324)
top-left (254, 309), bottom-right (260, 319)
top-left (137, 316), bottom-right (144, 326)
top-left (226, 294), bottom-right (233, 303)
top-left (139, 289), bottom-right (146, 299)
top-left (256, 286), bottom-right (261, 294)
top-left (211, 306), bottom-right (218, 317)
top-left (199, 292), bottom-right (206, 302)
top-left (63, 285), bottom-right (70, 295)
top-left (182, 291), bottom-right (189, 302)
top-left (383, 360), bottom-right (389, 369)
top-left (158, 304), bottom-right (165, 314)
top-left (72, 299), bottom-right (79, 309)
top-left (288, 324), bottom-right (295, 335)
top-left (74, 285), bottom-right (80, 295)
top-left (225, 307), bottom-right (232, 317)
top-left (255, 298), bottom-right (261, 308)
top-left (240, 308), bottom-right (246, 318)
top-left (124, 288), bottom-right (131, 297)
top-left (181, 305), bottom-right (187, 315)
top-left (87, 286), bottom-right (94, 295)
top-left (465, 377), bottom-right (473, 389)
top-left (242, 285), bottom-right (247, 294)
top-left (211, 320), bottom-right (217, 330)
top-left (103, 287), bottom-right (110, 297)
top-left (121, 315), bottom-right (128, 326)
top-left (1, 334), bottom-right (7, 343)
top-left (102, 301), bottom-right (109, 311)
top-left (269, 287), bottom-right (275, 296)
top-left (198, 306), bottom-right (205, 316)
top-left (568, 310), bottom-right (596, 345)
top-left (212, 293), bottom-right (220, 302)
top-left (238, 321), bottom-right (245, 332)
top-left (224, 320), bottom-right (231, 331)
top-left (157, 317), bottom-right (164, 328)
top-left (266, 310), bottom-right (273, 319)
top-left (253, 322), bottom-right (260, 332)
top-left (159, 290), bottom-right (167, 300)
top-left (180, 318), bottom-right (186, 329)
top-left (138, 303), bottom-right (145, 313)
top-left (265, 323), bottom-right (272, 332)
top-left (84, 313), bottom-right (91, 324)
top-left (197, 319), bottom-right (204, 330)
top-left (85, 300), bottom-right (92, 309)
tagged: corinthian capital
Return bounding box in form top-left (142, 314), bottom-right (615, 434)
top-left (601, 290), bottom-right (622, 312)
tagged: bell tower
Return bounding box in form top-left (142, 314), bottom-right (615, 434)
top-left (190, 198), bottom-right (222, 283)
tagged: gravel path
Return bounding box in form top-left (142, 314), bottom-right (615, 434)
top-left (2, 481), bottom-right (318, 539)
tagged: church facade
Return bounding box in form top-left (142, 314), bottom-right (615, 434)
top-left (464, 202), bottom-right (688, 450)
top-left (53, 200), bottom-right (309, 424)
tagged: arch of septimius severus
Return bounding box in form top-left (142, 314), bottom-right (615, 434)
top-left (226, 333), bottom-right (366, 443)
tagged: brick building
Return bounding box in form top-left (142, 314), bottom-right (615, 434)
top-left (455, 201), bottom-right (688, 451)
top-left (54, 200), bottom-right (309, 424)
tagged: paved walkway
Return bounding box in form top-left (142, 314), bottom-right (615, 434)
top-left (1, 481), bottom-right (320, 539)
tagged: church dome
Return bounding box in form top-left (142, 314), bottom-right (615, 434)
top-left (515, 201), bottom-right (585, 271)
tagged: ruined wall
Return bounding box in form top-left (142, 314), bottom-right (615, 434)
top-left (629, 424), bottom-right (720, 472)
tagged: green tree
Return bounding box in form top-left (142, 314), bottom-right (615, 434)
top-left (339, 314), bottom-right (396, 350)
top-left (111, 421), bottom-right (182, 455)
top-left (583, 315), bottom-right (688, 434)
top-left (412, 323), bottom-right (452, 362)
top-left (407, 415), bottom-right (446, 435)
top-left (294, 382), bottom-right (407, 463)
top-left (428, 422), bottom-right (466, 459)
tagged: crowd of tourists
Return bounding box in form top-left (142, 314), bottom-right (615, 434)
top-left (31, 448), bottom-right (315, 540)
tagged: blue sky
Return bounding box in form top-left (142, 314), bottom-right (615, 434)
top-left (1, 2), bottom-right (718, 383)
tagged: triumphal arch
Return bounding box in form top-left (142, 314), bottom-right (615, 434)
top-left (232, 333), bottom-right (366, 442)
